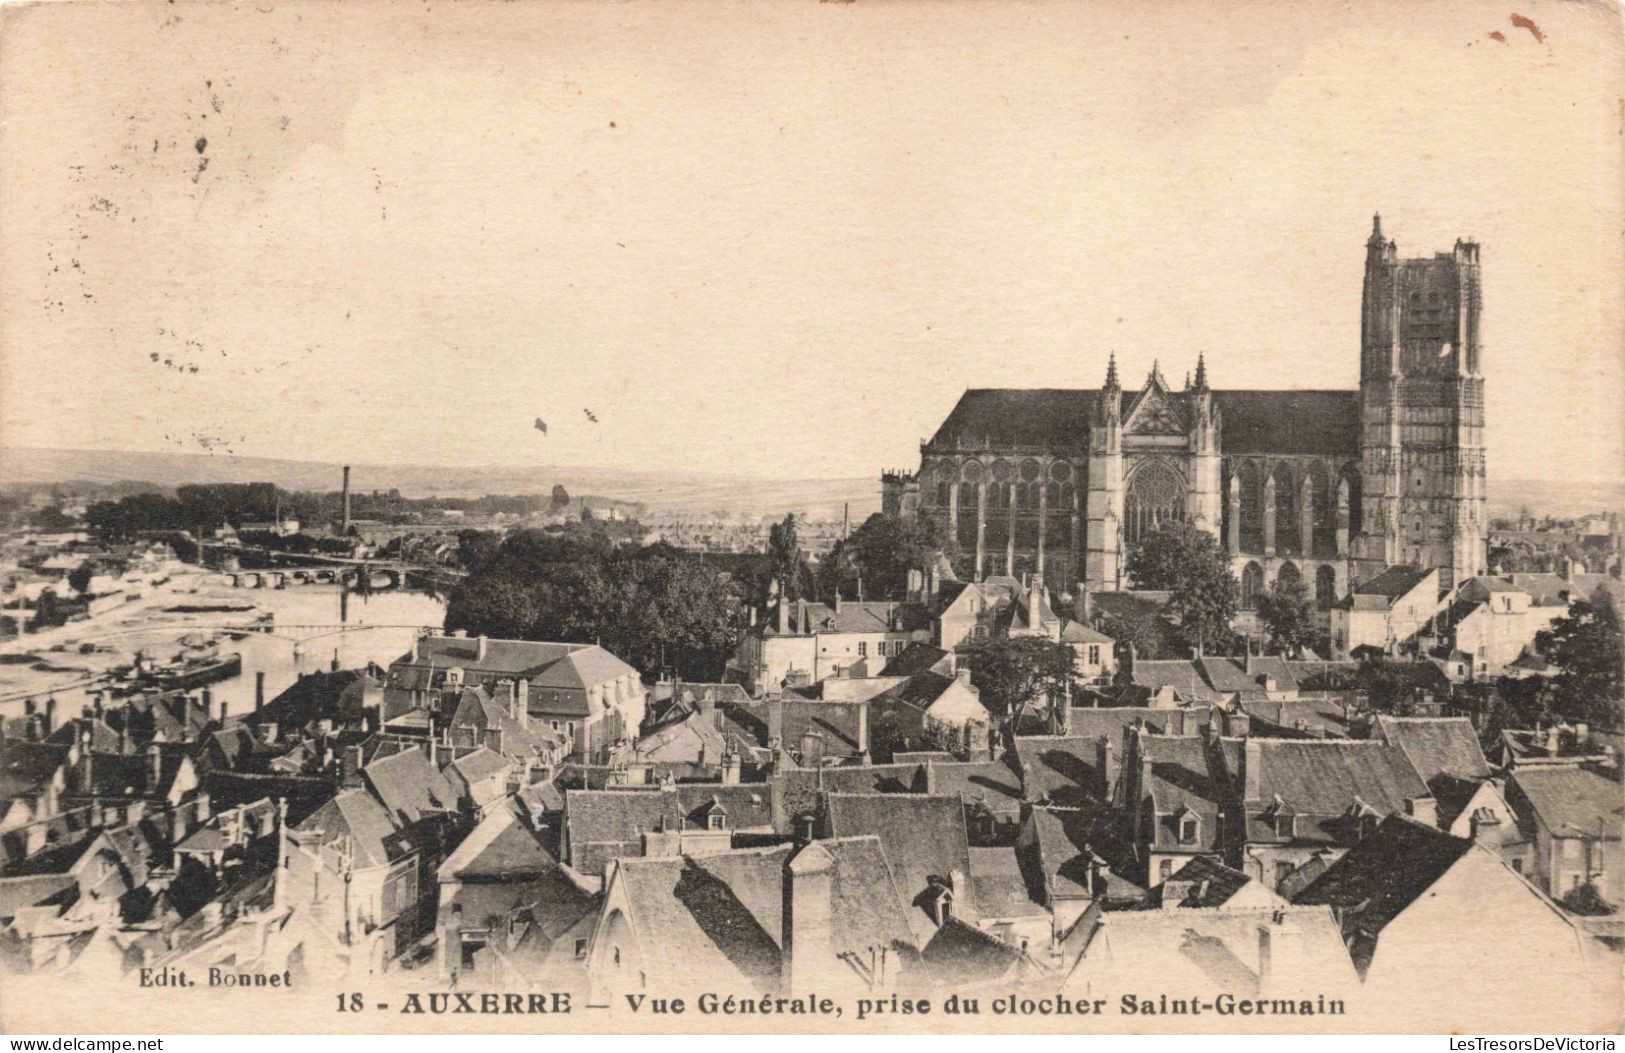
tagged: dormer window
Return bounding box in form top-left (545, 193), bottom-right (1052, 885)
top-left (1179, 815), bottom-right (1199, 845)
top-left (708, 812), bottom-right (726, 831)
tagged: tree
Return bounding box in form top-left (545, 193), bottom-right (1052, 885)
top-left (969, 635), bottom-right (1076, 727)
top-left (455, 529), bottom-right (503, 574)
top-left (443, 531), bottom-right (747, 680)
top-left (1124, 525), bottom-right (1240, 656)
top-left (1097, 604), bottom-right (1171, 664)
top-left (1560, 882), bottom-right (1616, 917)
top-left (766, 514), bottom-right (812, 600)
top-left (1255, 574), bottom-right (1316, 656)
top-left (836, 512), bottom-right (941, 601)
top-left (549, 484), bottom-right (571, 513)
top-left (66, 561), bottom-right (95, 595)
top-left (29, 588), bottom-right (74, 631)
top-left (1535, 589), bottom-right (1623, 727)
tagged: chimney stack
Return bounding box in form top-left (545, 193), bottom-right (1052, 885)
top-left (722, 750), bottom-right (742, 786)
top-left (1469, 808), bottom-right (1501, 846)
top-left (1405, 796), bottom-right (1438, 827)
top-left (341, 744), bottom-right (363, 788)
top-left (255, 671), bottom-right (266, 711)
top-left (1096, 734), bottom-right (1117, 802)
top-left (219, 700), bottom-right (229, 725)
top-left (767, 695), bottom-right (785, 747)
top-left (145, 742), bottom-right (162, 795)
top-left (341, 465), bottom-right (352, 532)
top-left (782, 843), bottom-right (837, 993)
top-left (43, 696), bottom-right (55, 735)
top-left (1243, 737), bottom-right (1262, 802)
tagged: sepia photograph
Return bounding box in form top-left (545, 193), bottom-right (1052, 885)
top-left (0, 0), bottom-right (1621, 1038)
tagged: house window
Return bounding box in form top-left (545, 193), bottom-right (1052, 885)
top-left (1274, 813), bottom-right (1292, 838)
top-left (708, 813), bottom-right (726, 831)
top-left (858, 642), bottom-right (867, 658)
top-left (574, 938), bottom-right (588, 960)
top-left (551, 720), bottom-right (560, 731)
top-left (1274, 861), bottom-right (1295, 889)
top-left (1087, 645), bottom-right (1101, 665)
top-left (1179, 817), bottom-right (1198, 845)
top-left (1511, 858), bottom-right (1523, 874)
top-left (1158, 859), bottom-right (1172, 882)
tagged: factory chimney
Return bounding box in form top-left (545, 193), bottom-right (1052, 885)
top-left (341, 465), bottom-right (352, 532)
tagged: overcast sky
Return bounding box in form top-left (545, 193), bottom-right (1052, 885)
top-left (2, 0), bottom-right (1621, 482)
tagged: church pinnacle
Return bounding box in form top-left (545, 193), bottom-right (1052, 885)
top-left (1104, 351), bottom-right (1119, 391)
top-left (1193, 351), bottom-right (1209, 391)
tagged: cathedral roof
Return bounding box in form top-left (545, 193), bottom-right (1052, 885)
top-left (924, 388), bottom-right (1359, 457)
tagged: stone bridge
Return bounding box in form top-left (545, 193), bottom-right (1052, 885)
top-left (218, 567), bottom-right (401, 590)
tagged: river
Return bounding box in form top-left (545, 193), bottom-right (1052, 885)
top-left (0, 568), bottom-right (447, 723)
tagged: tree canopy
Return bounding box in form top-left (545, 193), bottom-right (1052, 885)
top-left (1534, 588), bottom-right (1623, 728)
top-left (443, 530), bottom-right (746, 680)
top-left (765, 514), bottom-right (814, 601)
top-left (66, 561), bottom-right (95, 595)
top-left (1124, 524), bottom-right (1240, 656)
top-left (1255, 573), bottom-right (1318, 657)
top-left (817, 512), bottom-right (940, 603)
top-left (969, 635), bottom-right (1076, 725)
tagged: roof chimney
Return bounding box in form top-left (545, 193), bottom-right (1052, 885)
top-left (1469, 808), bottom-right (1501, 846)
top-left (477, 635), bottom-right (489, 662)
top-left (341, 744), bottom-right (363, 788)
top-left (1096, 735), bottom-right (1117, 802)
top-left (145, 742), bottom-right (163, 796)
top-left (1243, 737), bottom-right (1262, 802)
top-left (1405, 796), bottom-right (1438, 827)
top-left (782, 842), bottom-right (837, 992)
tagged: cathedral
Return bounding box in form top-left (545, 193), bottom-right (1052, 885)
top-left (881, 217), bottom-right (1489, 608)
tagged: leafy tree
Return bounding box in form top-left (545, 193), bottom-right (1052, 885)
top-left (969, 635), bottom-right (1076, 726)
top-left (1096, 604), bottom-right (1171, 664)
top-left (30, 506), bottom-right (75, 531)
top-left (66, 561), bottom-right (95, 595)
top-left (1535, 589), bottom-right (1623, 728)
top-left (766, 514), bottom-right (813, 600)
top-left (29, 588), bottom-right (75, 631)
top-left (444, 531), bottom-right (746, 680)
top-left (1256, 574), bottom-right (1316, 656)
top-left (549, 484), bottom-right (571, 512)
top-left (819, 513), bottom-right (941, 603)
top-left (1124, 525), bottom-right (1240, 656)
top-left (455, 530), bottom-right (503, 574)
top-left (1560, 882), bottom-right (1616, 917)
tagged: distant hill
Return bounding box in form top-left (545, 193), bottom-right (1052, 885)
top-left (1487, 477), bottom-right (1625, 520)
top-left (4, 445), bottom-right (1617, 522)
top-left (0, 446), bottom-right (881, 521)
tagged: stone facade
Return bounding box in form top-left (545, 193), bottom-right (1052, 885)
top-left (883, 218), bottom-right (1489, 600)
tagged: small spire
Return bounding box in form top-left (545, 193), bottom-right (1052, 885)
top-left (1104, 351), bottom-right (1119, 390)
top-left (1194, 351), bottom-right (1208, 391)
top-left (1184, 371), bottom-right (1191, 390)
top-left (1368, 213), bottom-right (1387, 248)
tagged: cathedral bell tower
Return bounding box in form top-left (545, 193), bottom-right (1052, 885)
top-left (1354, 215), bottom-right (1487, 587)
